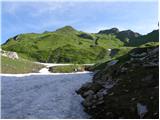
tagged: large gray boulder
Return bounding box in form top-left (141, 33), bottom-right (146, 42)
top-left (7, 52), bottom-right (19, 59)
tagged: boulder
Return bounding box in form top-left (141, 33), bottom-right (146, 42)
top-left (7, 52), bottom-right (19, 59)
top-left (83, 90), bottom-right (94, 98)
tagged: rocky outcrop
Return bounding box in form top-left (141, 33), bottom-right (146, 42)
top-left (116, 30), bottom-right (141, 43)
top-left (98, 28), bottom-right (141, 44)
top-left (1, 50), bottom-right (19, 59)
top-left (98, 28), bottom-right (119, 34)
top-left (77, 46), bottom-right (159, 119)
top-left (78, 33), bottom-right (94, 40)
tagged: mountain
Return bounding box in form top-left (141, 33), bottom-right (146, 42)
top-left (98, 28), bottom-right (141, 44)
top-left (2, 26), bottom-right (124, 63)
top-left (128, 29), bottom-right (159, 46)
top-left (98, 28), bottom-right (119, 34)
top-left (2, 26), bottom-right (159, 64)
top-left (98, 28), bottom-right (159, 46)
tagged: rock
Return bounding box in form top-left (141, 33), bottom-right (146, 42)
top-left (92, 105), bottom-right (96, 109)
top-left (82, 94), bottom-right (94, 107)
top-left (149, 47), bottom-right (159, 55)
top-left (85, 94), bottom-right (94, 101)
top-left (137, 103), bottom-right (148, 118)
top-left (78, 46), bottom-right (159, 119)
top-left (78, 33), bottom-right (94, 40)
top-left (82, 100), bottom-right (92, 107)
top-left (1, 50), bottom-right (19, 59)
top-left (143, 62), bottom-right (158, 67)
top-left (83, 90), bottom-right (94, 98)
top-left (98, 28), bottom-right (119, 34)
top-left (121, 67), bottom-right (128, 72)
top-left (108, 49), bottom-right (111, 52)
top-left (142, 75), bottom-right (153, 81)
top-left (108, 92), bottom-right (114, 96)
top-left (103, 81), bottom-right (115, 89)
top-left (124, 89), bottom-right (129, 92)
top-left (96, 100), bottom-right (104, 105)
top-left (131, 98), bottom-right (136, 101)
top-left (76, 82), bottom-right (92, 94)
top-left (107, 60), bottom-right (119, 66)
top-left (8, 52), bottom-right (19, 59)
top-left (130, 52), bottom-right (147, 58)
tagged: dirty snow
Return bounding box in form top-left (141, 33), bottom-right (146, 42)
top-left (1, 72), bottom-right (93, 119)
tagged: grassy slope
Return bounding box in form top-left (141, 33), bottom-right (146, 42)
top-left (128, 30), bottom-right (159, 46)
top-left (2, 26), bottom-right (124, 63)
top-left (1, 56), bottom-right (43, 74)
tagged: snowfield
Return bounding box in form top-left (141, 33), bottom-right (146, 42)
top-left (1, 72), bottom-right (93, 119)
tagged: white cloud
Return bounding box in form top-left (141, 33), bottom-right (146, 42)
top-left (2, 1), bottom-right (74, 16)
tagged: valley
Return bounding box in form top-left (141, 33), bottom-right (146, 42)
top-left (1, 26), bottom-right (159, 119)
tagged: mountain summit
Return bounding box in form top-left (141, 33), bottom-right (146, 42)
top-left (98, 28), bottom-right (119, 34)
top-left (55, 26), bottom-right (76, 33)
top-left (98, 28), bottom-right (141, 44)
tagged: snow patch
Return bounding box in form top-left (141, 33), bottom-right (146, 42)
top-left (1, 73), bottom-right (93, 118)
top-left (39, 68), bottom-right (51, 73)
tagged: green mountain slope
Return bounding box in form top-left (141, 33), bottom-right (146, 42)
top-left (98, 28), bottom-right (159, 46)
top-left (2, 26), bottom-right (124, 63)
top-left (128, 30), bottom-right (159, 46)
top-left (98, 28), bottom-right (141, 44)
top-left (2, 26), bottom-right (159, 63)
top-left (1, 55), bottom-right (43, 74)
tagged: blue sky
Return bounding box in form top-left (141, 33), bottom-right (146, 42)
top-left (1, 0), bottom-right (158, 43)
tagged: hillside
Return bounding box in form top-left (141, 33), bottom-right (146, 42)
top-left (98, 28), bottom-right (159, 46)
top-left (2, 26), bottom-right (124, 63)
top-left (1, 56), bottom-right (43, 74)
top-left (2, 26), bottom-right (159, 64)
top-left (77, 45), bottom-right (159, 119)
top-left (128, 30), bottom-right (159, 46)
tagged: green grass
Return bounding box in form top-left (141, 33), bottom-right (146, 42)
top-left (2, 26), bottom-right (124, 63)
top-left (2, 26), bottom-right (158, 64)
top-left (1, 56), bottom-right (43, 74)
top-left (128, 30), bottom-right (159, 46)
top-left (139, 42), bottom-right (159, 47)
top-left (49, 64), bottom-right (92, 73)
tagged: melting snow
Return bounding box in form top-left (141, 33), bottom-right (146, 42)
top-left (1, 72), bottom-right (93, 119)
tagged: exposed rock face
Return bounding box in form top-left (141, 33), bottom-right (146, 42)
top-left (129, 29), bottom-right (159, 46)
top-left (98, 28), bottom-right (141, 43)
top-left (98, 28), bottom-right (119, 34)
top-left (1, 50), bottom-right (19, 59)
top-left (77, 46), bottom-right (159, 119)
top-left (7, 52), bottom-right (19, 59)
top-left (116, 30), bottom-right (141, 42)
top-left (78, 33), bottom-right (94, 40)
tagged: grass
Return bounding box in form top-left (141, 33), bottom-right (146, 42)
top-left (1, 56), bottom-right (43, 74)
top-left (2, 26), bottom-right (124, 63)
top-left (49, 64), bottom-right (93, 73)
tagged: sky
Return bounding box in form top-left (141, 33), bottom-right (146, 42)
top-left (1, 0), bottom-right (158, 44)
